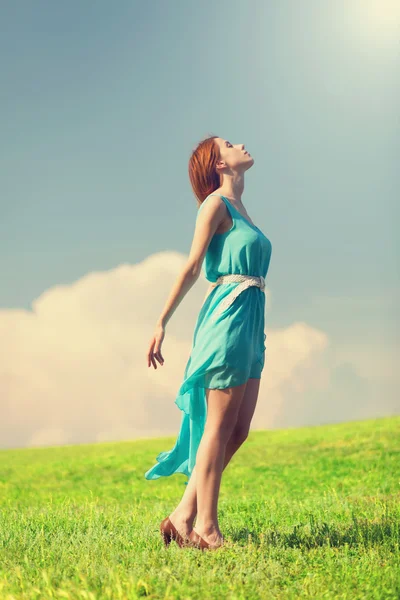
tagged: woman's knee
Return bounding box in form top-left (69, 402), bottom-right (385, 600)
top-left (204, 412), bottom-right (239, 444)
top-left (229, 426), bottom-right (249, 447)
top-left (205, 383), bottom-right (247, 440)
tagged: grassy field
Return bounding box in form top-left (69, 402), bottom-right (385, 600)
top-left (0, 415), bottom-right (399, 599)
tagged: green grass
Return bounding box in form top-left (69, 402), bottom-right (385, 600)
top-left (0, 416), bottom-right (399, 599)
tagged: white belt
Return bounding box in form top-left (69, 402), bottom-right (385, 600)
top-left (210, 274), bottom-right (265, 321)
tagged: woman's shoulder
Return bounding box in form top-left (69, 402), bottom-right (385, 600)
top-left (197, 192), bottom-right (226, 212)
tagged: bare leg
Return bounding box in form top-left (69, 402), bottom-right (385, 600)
top-left (169, 431), bottom-right (245, 530)
top-left (189, 381), bottom-right (246, 545)
top-left (169, 378), bottom-right (261, 539)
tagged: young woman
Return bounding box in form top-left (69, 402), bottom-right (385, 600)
top-left (145, 134), bottom-right (272, 551)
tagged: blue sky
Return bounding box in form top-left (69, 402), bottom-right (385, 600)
top-left (0, 0), bottom-right (398, 448)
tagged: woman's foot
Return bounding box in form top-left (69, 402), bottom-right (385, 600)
top-left (168, 511), bottom-right (194, 542)
top-left (192, 525), bottom-right (225, 549)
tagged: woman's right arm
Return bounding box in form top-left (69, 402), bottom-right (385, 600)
top-left (147, 195), bottom-right (226, 369)
top-left (156, 195), bottom-right (226, 329)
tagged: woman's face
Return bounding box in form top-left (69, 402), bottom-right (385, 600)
top-left (215, 137), bottom-right (254, 173)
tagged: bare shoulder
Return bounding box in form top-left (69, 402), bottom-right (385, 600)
top-left (186, 195), bottom-right (226, 274)
top-left (197, 194), bottom-right (226, 219)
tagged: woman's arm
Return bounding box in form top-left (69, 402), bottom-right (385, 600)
top-left (155, 195), bottom-right (226, 329)
top-left (156, 266), bottom-right (199, 328)
top-left (148, 196), bottom-right (227, 369)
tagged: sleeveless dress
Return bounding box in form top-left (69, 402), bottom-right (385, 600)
top-left (144, 194), bottom-right (272, 485)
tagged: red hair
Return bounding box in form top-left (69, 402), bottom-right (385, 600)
top-left (188, 134), bottom-right (221, 206)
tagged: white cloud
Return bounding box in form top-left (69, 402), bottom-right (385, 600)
top-left (0, 252), bottom-right (397, 450)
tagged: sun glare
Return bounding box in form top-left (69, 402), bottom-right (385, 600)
top-left (346, 0), bottom-right (400, 49)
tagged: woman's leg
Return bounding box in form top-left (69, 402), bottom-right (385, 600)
top-left (190, 380), bottom-right (246, 544)
top-left (170, 378), bottom-right (261, 539)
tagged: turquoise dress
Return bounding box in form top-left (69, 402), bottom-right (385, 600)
top-left (144, 194), bottom-right (272, 485)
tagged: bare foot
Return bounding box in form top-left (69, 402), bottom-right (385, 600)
top-left (168, 512), bottom-right (193, 540)
top-left (193, 526), bottom-right (225, 548)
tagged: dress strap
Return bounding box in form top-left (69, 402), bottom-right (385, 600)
top-left (197, 193), bottom-right (220, 213)
top-left (197, 194), bottom-right (236, 225)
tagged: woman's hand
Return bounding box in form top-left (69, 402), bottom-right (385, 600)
top-left (147, 324), bottom-right (165, 369)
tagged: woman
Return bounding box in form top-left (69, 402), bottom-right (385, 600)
top-left (145, 134), bottom-right (272, 551)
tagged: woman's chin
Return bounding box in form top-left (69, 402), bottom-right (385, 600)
top-left (247, 157), bottom-right (255, 169)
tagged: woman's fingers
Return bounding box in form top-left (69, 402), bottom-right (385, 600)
top-left (148, 342), bottom-right (156, 368)
top-left (154, 350), bottom-right (164, 365)
top-left (147, 345), bottom-right (164, 369)
top-left (150, 352), bottom-right (164, 369)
